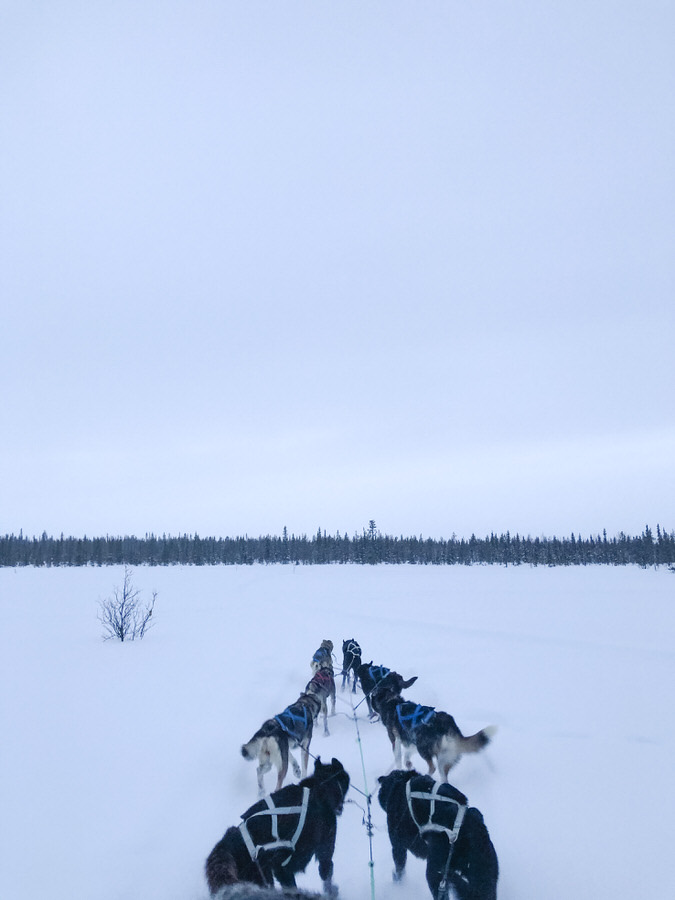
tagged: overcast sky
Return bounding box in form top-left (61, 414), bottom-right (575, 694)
top-left (2, 1), bottom-right (673, 541)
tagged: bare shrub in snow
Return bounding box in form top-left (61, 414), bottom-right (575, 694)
top-left (97, 567), bottom-right (156, 642)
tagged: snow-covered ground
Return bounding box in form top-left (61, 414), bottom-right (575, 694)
top-left (2, 563), bottom-right (674, 900)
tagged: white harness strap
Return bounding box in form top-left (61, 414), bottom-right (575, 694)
top-left (406, 780), bottom-right (467, 844)
top-left (239, 786), bottom-right (310, 866)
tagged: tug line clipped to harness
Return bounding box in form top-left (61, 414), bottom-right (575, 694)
top-left (272, 666), bottom-right (441, 900)
top-left (343, 688), bottom-right (377, 900)
top-left (335, 671), bottom-right (470, 900)
top-left (254, 716), bottom-right (377, 900)
top-left (332, 685), bottom-right (379, 899)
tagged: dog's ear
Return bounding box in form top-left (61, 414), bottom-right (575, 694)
top-left (377, 773), bottom-right (396, 810)
top-left (401, 675), bottom-right (418, 689)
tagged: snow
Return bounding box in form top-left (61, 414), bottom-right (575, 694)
top-left (2, 563), bottom-right (674, 899)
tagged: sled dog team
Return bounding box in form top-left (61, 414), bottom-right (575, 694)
top-left (206, 638), bottom-right (499, 900)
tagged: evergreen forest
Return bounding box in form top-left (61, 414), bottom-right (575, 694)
top-left (1, 524), bottom-right (673, 568)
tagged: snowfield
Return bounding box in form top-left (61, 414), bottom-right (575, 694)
top-left (2, 563), bottom-right (674, 900)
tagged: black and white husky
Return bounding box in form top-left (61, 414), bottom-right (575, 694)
top-left (241, 692), bottom-right (322, 796)
top-left (206, 757), bottom-right (350, 898)
top-left (371, 673), bottom-right (496, 780)
top-left (340, 639), bottom-right (362, 692)
top-left (377, 769), bottom-right (498, 900)
top-left (356, 661), bottom-right (417, 718)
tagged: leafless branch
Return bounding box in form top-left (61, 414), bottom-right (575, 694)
top-left (97, 567), bottom-right (157, 642)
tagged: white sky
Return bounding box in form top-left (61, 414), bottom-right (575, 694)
top-left (2, 1), bottom-right (673, 540)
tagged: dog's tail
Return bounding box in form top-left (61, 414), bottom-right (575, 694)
top-left (241, 734), bottom-right (280, 768)
top-left (460, 724), bottom-right (497, 754)
top-left (241, 737), bottom-right (261, 761)
top-left (205, 828), bottom-right (242, 894)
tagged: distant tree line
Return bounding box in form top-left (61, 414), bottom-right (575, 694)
top-left (1, 523), bottom-right (674, 568)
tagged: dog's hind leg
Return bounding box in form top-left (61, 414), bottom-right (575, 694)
top-left (300, 738), bottom-right (311, 777)
top-left (273, 736), bottom-right (290, 791)
top-left (253, 738), bottom-right (276, 796)
top-left (391, 735), bottom-right (404, 769)
top-left (413, 737), bottom-right (435, 774)
top-left (439, 757), bottom-right (458, 782)
top-left (275, 763), bottom-right (289, 792)
top-left (256, 759), bottom-right (272, 796)
top-left (403, 742), bottom-right (419, 772)
top-left (316, 837), bottom-right (338, 898)
top-left (288, 751), bottom-right (302, 779)
top-left (424, 833), bottom-right (452, 900)
top-left (390, 837), bottom-right (408, 883)
top-left (436, 738), bottom-right (461, 782)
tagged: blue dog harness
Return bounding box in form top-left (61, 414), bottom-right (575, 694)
top-left (274, 704), bottom-right (311, 743)
top-left (396, 702), bottom-right (436, 740)
top-left (367, 664), bottom-right (390, 683)
top-left (312, 644), bottom-right (333, 666)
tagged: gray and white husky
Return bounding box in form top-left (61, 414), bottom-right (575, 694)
top-left (304, 666), bottom-right (336, 736)
top-left (241, 692), bottom-right (321, 796)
